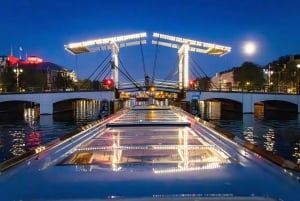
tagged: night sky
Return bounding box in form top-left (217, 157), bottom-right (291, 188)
top-left (1, 0), bottom-right (300, 81)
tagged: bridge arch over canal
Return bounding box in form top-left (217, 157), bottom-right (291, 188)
top-left (0, 91), bottom-right (114, 114)
top-left (187, 91), bottom-right (300, 114)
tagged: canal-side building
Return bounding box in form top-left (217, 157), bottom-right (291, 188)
top-left (265, 54), bottom-right (300, 93)
top-left (210, 69), bottom-right (235, 91)
top-left (0, 55), bottom-right (78, 92)
top-left (210, 54), bottom-right (300, 93)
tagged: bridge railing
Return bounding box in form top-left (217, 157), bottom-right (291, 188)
top-left (1, 82), bottom-right (299, 95)
top-left (191, 84), bottom-right (295, 95)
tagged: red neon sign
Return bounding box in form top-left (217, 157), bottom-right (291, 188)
top-left (27, 56), bottom-right (43, 64)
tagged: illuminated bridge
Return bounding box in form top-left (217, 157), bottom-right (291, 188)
top-left (64, 32), bottom-right (231, 97)
top-left (1, 32), bottom-right (300, 116)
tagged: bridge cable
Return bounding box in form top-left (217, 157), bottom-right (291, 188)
top-left (190, 67), bottom-right (198, 79)
top-left (78, 53), bottom-right (111, 89)
top-left (190, 56), bottom-right (209, 78)
top-left (140, 38), bottom-right (147, 77)
top-left (190, 56), bottom-right (218, 89)
top-left (190, 62), bottom-right (202, 78)
top-left (154, 59), bottom-right (179, 91)
top-left (164, 58), bottom-right (179, 80)
top-left (114, 62), bottom-right (142, 90)
top-left (101, 67), bottom-right (112, 80)
top-left (118, 67), bottom-right (142, 90)
top-left (86, 52), bottom-right (111, 81)
top-left (117, 56), bottom-right (142, 90)
top-left (94, 61), bottom-right (111, 81)
top-left (118, 56), bottom-right (138, 84)
top-left (152, 37), bottom-right (160, 83)
top-left (155, 70), bottom-right (178, 89)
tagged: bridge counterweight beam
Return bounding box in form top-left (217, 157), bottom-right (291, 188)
top-left (111, 42), bottom-right (119, 89)
top-left (184, 44), bottom-right (189, 89)
top-left (178, 53), bottom-right (183, 90)
top-left (178, 43), bottom-right (189, 90)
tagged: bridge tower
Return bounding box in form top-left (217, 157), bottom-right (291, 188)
top-left (64, 32), bottom-right (147, 90)
top-left (152, 33), bottom-right (231, 98)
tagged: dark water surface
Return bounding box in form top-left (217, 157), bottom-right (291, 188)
top-left (209, 113), bottom-right (300, 165)
top-left (0, 99), bottom-right (100, 163)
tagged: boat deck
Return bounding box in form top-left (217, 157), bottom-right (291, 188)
top-left (0, 105), bottom-right (299, 200)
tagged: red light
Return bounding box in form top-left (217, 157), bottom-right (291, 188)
top-left (7, 55), bottom-right (19, 67)
top-left (103, 78), bottom-right (114, 87)
top-left (189, 80), bottom-right (195, 88)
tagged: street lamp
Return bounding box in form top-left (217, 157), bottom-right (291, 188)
top-left (263, 64), bottom-right (273, 92)
top-left (13, 64), bottom-right (23, 91)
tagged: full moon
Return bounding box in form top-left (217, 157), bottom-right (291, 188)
top-left (243, 42), bottom-right (256, 55)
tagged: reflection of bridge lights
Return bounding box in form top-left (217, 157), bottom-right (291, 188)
top-left (73, 99), bottom-right (101, 120)
top-left (27, 131), bottom-right (42, 150)
top-left (293, 142), bottom-right (300, 164)
top-left (112, 130), bottom-right (122, 171)
top-left (243, 127), bottom-right (257, 144)
top-left (263, 128), bottom-right (275, 152)
top-left (24, 107), bottom-right (39, 122)
top-left (9, 130), bottom-right (26, 156)
top-left (72, 121), bottom-right (230, 173)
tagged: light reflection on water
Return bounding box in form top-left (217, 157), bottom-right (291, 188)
top-left (9, 130), bottom-right (26, 156)
top-left (0, 99), bottom-right (101, 163)
top-left (210, 114), bottom-right (300, 164)
top-left (199, 101), bottom-right (300, 164)
top-left (263, 128), bottom-right (275, 152)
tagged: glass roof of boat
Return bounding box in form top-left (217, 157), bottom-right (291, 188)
top-left (107, 106), bottom-right (190, 127)
top-left (59, 106), bottom-right (230, 173)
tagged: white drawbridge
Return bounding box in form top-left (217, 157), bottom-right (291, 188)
top-left (64, 32), bottom-right (147, 89)
top-left (64, 32), bottom-right (231, 94)
top-left (152, 33), bottom-right (231, 90)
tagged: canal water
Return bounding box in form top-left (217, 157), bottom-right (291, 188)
top-left (210, 115), bottom-right (300, 165)
top-left (0, 99), bottom-right (101, 163)
top-left (0, 100), bottom-right (299, 165)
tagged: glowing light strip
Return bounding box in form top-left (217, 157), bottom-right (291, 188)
top-left (153, 162), bottom-right (221, 174)
top-left (151, 40), bottom-right (180, 49)
top-left (85, 40), bottom-right (147, 52)
top-left (75, 144), bottom-right (217, 151)
top-left (153, 32), bottom-right (231, 56)
top-left (65, 32), bottom-right (147, 49)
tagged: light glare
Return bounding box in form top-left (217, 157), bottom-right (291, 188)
top-left (243, 42), bottom-right (256, 55)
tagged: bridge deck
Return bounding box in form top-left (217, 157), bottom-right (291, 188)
top-left (0, 105), bottom-right (299, 200)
